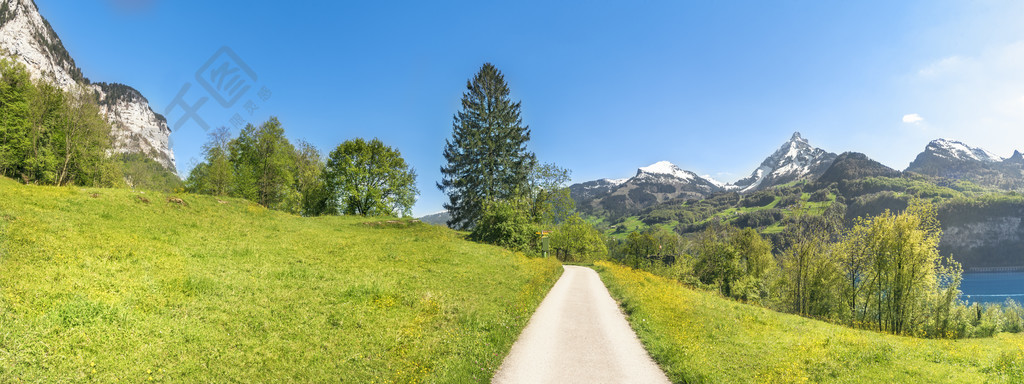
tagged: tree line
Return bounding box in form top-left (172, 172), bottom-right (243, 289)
top-left (614, 199), bottom-right (1022, 339)
top-left (185, 120), bottom-right (418, 217)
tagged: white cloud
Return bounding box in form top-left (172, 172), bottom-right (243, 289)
top-left (905, 40), bottom-right (1024, 156)
top-left (917, 56), bottom-right (965, 78)
top-left (902, 113), bottom-right (924, 124)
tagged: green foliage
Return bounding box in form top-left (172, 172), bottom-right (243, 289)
top-left (186, 127), bottom-right (233, 196)
top-left (0, 59), bottom-right (33, 179)
top-left (229, 118), bottom-right (295, 209)
top-left (292, 140), bottom-right (331, 216)
top-left (439, 63), bottom-right (537, 230)
top-left (549, 215), bottom-right (607, 263)
top-left (187, 119), bottom-right (347, 217)
top-left (529, 163), bottom-right (574, 225)
top-left (612, 227), bottom-right (681, 268)
top-left (0, 177), bottom-right (562, 382)
top-left (468, 197), bottom-right (536, 251)
top-left (116, 153), bottom-right (183, 192)
top-left (324, 137), bottom-right (418, 216)
top-left (777, 218), bottom-right (842, 318)
top-left (845, 201), bottom-right (957, 336)
top-left (0, 59), bottom-right (114, 187)
top-left (740, 190), bottom-right (776, 207)
top-left (622, 232), bottom-right (656, 268)
top-left (694, 226), bottom-right (775, 301)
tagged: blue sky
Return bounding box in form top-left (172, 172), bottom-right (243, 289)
top-left (38, 0), bottom-right (1024, 216)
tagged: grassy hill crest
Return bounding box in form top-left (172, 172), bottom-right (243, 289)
top-left (0, 176), bottom-right (561, 382)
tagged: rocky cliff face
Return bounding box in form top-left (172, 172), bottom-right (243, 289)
top-left (941, 216), bottom-right (1024, 269)
top-left (0, 0), bottom-right (175, 170)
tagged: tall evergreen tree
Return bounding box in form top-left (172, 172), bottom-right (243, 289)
top-left (438, 63), bottom-right (536, 230)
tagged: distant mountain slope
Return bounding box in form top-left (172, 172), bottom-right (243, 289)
top-left (570, 161), bottom-right (725, 220)
top-left (418, 211), bottom-right (452, 227)
top-left (569, 178), bottom-right (628, 203)
top-left (732, 132), bottom-right (838, 192)
top-left (0, 0), bottom-right (175, 170)
top-left (816, 152), bottom-right (900, 185)
top-left (571, 132), bottom-right (838, 220)
top-left (906, 139), bottom-right (1024, 190)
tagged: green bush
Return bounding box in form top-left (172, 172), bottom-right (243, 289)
top-left (469, 198), bottom-right (536, 251)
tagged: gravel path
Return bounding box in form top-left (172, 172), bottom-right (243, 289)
top-left (492, 265), bottom-right (671, 384)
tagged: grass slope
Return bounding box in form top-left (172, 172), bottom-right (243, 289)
top-left (595, 261), bottom-right (1024, 383)
top-left (0, 177), bottom-right (562, 383)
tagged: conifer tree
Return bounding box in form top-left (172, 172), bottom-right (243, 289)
top-left (438, 63), bottom-right (536, 230)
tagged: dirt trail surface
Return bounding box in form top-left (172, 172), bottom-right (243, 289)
top-left (492, 265), bottom-right (670, 384)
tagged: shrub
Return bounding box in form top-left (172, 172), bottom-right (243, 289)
top-left (1002, 300), bottom-right (1024, 333)
top-left (469, 198), bottom-right (536, 251)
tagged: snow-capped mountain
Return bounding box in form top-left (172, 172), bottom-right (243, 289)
top-left (0, 0), bottom-right (175, 170)
top-left (635, 161), bottom-right (697, 182)
top-left (906, 139), bottom-right (1024, 190)
top-left (923, 139), bottom-right (1004, 163)
top-left (630, 160), bottom-right (724, 192)
top-left (570, 161), bottom-right (724, 219)
top-left (731, 132), bottom-right (838, 192)
top-left (569, 177), bottom-right (630, 202)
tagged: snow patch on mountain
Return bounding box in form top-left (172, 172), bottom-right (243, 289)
top-left (737, 166), bottom-right (772, 192)
top-left (928, 139), bottom-right (1003, 163)
top-left (702, 175), bottom-right (730, 189)
top-left (637, 161), bottom-right (695, 181)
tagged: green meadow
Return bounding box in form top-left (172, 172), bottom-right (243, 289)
top-left (0, 177), bottom-right (561, 382)
top-left (595, 261), bottom-right (1024, 384)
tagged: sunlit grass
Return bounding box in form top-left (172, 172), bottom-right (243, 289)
top-left (0, 177), bottom-right (562, 382)
top-left (595, 261), bottom-right (1024, 383)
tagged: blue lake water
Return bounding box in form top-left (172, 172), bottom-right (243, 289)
top-left (960, 272), bottom-right (1024, 304)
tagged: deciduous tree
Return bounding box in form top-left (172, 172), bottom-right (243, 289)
top-left (324, 137), bottom-right (418, 216)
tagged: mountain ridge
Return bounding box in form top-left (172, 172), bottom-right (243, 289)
top-left (0, 0), bottom-right (176, 170)
top-left (570, 132), bottom-right (838, 219)
top-left (907, 138), bottom-right (1024, 190)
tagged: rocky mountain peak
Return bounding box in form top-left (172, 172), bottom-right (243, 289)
top-left (0, 0), bottom-right (176, 171)
top-left (731, 132), bottom-right (837, 192)
top-left (1007, 150), bottom-right (1024, 165)
top-left (0, 0), bottom-right (81, 88)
